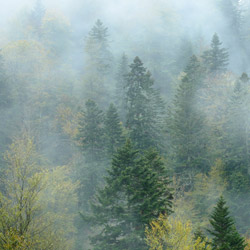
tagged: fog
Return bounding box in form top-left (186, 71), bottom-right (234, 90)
top-left (0, 0), bottom-right (250, 249)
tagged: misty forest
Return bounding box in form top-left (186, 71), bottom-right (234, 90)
top-left (1, 0), bottom-right (250, 249)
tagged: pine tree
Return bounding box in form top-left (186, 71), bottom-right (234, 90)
top-left (167, 55), bottom-right (209, 186)
top-left (223, 73), bottom-right (250, 192)
top-left (76, 99), bottom-right (105, 210)
top-left (83, 20), bottom-right (113, 106)
top-left (222, 73), bottom-right (250, 233)
top-left (208, 196), bottom-right (246, 250)
top-left (115, 53), bottom-right (129, 121)
top-left (104, 103), bottom-right (124, 158)
top-left (218, 0), bottom-right (242, 39)
top-left (125, 56), bottom-right (165, 151)
top-left (202, 33), bottom-right (229, 74)
top-left (85, 19), bottom-right (113, 75)
top-left (87, 140), bottom-right (173, 250)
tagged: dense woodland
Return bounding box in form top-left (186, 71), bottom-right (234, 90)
top-left (0, 0), bottom-right (250, 249)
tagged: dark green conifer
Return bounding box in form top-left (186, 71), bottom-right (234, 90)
top-left (88, 140), bottom-right (173, 250)
top-left (125, 56), bottom-right (165, 151)
top-left (167, 55), bottom-right (209, 185)
top-left (208, 196), bottom-right (246, 250)
top-left (223, 73), bottom-right (250, 233)
top-left (224, 73), bottom-right (250, 189)
top-left (77, 99), bottom-right (105, 210)
top-left (115, 53), bottom-right (129, 121)
top-left (104, 103), bottom-right (124, 158)
top-left (202, 33), bottom-right (229, 74)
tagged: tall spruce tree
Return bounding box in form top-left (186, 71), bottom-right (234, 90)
top-left (208, 196), bottom-right (246, 250)
top-left (125, 56), bottom-right (165, 151)
top-left (87, 140), bottom-right (173, 250)
top-left (115, 53), bottom-right (129, 121)
top-left (83, 20), bottom-right (113, 106)
top-left (85, 19), bottom-right (113, 75)
top-left (76, 99), bottom-right (105, 210)
top-left (222, 73), bottom-right (250, 233)
top-left (224, 73), bottom-right (250, 191)
top-left (104, 103), bottom-right (124, 158)
top-left (167, 55), bottom-right (209, 186)
top-left (202, 33), bottom-right (229, 74)
top-left (218, 0), bottom-right (243, 39)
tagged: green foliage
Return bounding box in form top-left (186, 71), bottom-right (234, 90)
top-left (83, 19), bottom-right (113, 105)
top-left (208, 196), bottom-right (246, 250)
top-left (167, 55), bottom-right (209, 186)
top-left (104, 103), bottom-right (124, 158)
top-left (115, 53), bottom-right (129, 121)
top-left (87, 140), bottom-right (173, 250)
top-left (76, 99), bottom-right (106, 209)
top-left (0, 135), bottom-right (76, 250)
top-left (202, 33), bottom-right (229, 74)
top-left (125, 56), bottom-right (165, 151)
top-left (223, 73), bottom-right (250, 190)
top-left (85, 19), bottom-right (113, 75)
top-left (145, 214), bottom-right (212, 250)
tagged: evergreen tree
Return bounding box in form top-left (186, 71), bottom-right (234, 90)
top-left (208, 196), bottom-right (246, 250)
top-left (202, 33), bottom-right (229, 74)
top-left (85, 19), bottom-right (113, 75)
top-left (76, 99), bottom-right (105, 210)
top-left (115, 53), bottom-right (129, 121)
top-left (167, 55), bottom-right (209, 186)
top-left (222, 73), bottom-right (250, 233)
top-left (83, 20), bottom-right (113, 106)
top-left (104, 103), bottom-right (124, 158)
top-left (87, 140), bottom-right (173, 250)
top-left (125, 56), bottom-right (165, 151)
top-left (218, 0), bottom-right (242, 39)
top-left (223, 73), bottom-right (250, 191)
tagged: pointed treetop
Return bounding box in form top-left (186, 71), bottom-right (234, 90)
top-left (89, 19), bottom-right (109, 42)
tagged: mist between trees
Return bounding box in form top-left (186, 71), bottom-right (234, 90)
top-left (0, 0), bottom-right (250, 249)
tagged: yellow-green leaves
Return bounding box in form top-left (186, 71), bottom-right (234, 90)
top-left (145, 214), bottom-right (211, 250)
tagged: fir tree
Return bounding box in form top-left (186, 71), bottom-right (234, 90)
top-left (218, 0), bottom-right (243, 39)
top-left (167, 55), bottom-right (209, 186)
top-left (125, 56), bottom-right (165, 151)
top-left (202, 33), bottom-right (229, 74)
top-left (223, 73), bottom-right (250, 233)
top-left (87, 140), bottom-right (173, 250)
top-left (224, 73), bottom-right (250, 191)
top-left (104, 103), bottom-right (124, 158)
top-left (76, 99), bottom-right (105, 210)
top-left (115, 53), bottom-right (129, 121)
top-left (83, 20), bottom-right (113, 106)
top-left (85, 19), bottom-right (113, 75)
top-left (208, 196), bottom-right (246, 250)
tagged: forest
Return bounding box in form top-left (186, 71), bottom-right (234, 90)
top-left (0, 0), bottom-right (250, 249)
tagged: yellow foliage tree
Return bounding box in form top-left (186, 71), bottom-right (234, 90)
top-left (245, 237), bottom-right (250, 250)
top-left (145, 214), bottom-right (211, 250)
top-left (0, 134), bottom-right (78, 249)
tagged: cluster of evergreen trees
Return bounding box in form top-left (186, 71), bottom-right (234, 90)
top-left (0, 0), bottom-right (250, 249)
